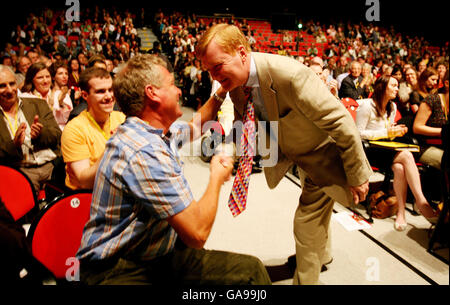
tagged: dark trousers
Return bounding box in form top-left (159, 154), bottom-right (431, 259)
top-left (80, 242), bottom-right (271, 285)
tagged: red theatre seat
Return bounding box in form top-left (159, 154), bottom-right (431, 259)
top-left (27, 191), bottom-right (92, 280)
top-left (0, 165), bottom-right (38, 221)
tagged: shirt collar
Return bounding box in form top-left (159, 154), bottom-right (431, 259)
top-left (130, 116), bottom-right (172, 140)
top-left (245, 54), bottom-right (259, 88)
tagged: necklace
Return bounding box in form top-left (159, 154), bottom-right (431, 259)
top-left (4, 104), bottom-right (19, 136)
top-left (86, 111), bottom-right (111, 140)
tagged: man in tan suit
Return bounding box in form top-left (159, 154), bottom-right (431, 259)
top-left (196, 24), bottom-right (373, 284)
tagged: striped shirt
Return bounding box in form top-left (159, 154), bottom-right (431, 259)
top-left (76, 117), bottom-right (193, 262)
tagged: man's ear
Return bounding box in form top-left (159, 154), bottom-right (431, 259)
top-left (81, 90), bottom-right (89, 101)
top-left (144, 84), bottom-right (161, 105)
top-left (237, 45), bottom-right (248, 63)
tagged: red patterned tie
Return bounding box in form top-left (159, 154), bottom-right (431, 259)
top-left (228, 86), bottom-right (256, 217)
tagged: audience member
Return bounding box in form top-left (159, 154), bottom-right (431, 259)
top-left (355, 76), bottom-right (439, 230)
top-left (67, 58), bottom-right (81, 89)
top-left (87, 54), bottom-right (107, 69)
top-left (339, 61), bottom-right (368, 100)
top-left (402, 67), bottom-right (421, 113)
top-left (26, 49), bottom-right (40, 64)
top-left (413, 70), bottom-right (449, 170)
top-left (61, 67), bottom-right (125, 190)
top-left (436, 61), bottom-right (448, 90)
top-left (20, 62), bottom-right (53, 106)
top-left (0, 64), bottom-right (61, 194)
top-left (413, 67), bottom-right (439, 106)
top-left (417, 59), bottom-right (428, 75)
top-left (310, 63), bottom-right (339, 97)
top-left (0, 197), bottom-right (40, 283)
top-left (15, 56), bottom-right (32, 88)
top-left (48, 61), bottom-right (74, 129)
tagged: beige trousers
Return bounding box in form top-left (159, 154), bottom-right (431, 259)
top-left (20, 162), bottom-right (54, 194)
top-left (293, 168), bottom-right (353, 285)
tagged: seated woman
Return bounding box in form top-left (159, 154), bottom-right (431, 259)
top-left (399, 66), bottom-right (420, 115)
top-left (48, 61), bottom-right (74, 130)
top-left (20, 62), bottom-right (73, 130)
top-left (355, 76), bottom-right (438, 231)
top-left (410, 67), bottom-right (439, 108)
top-left (413, 70), bottom-right (449, 170)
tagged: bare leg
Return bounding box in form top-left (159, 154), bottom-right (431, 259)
top-left (392, 163), bottom-right (407, 226)
top-left (393, 151), bottom-right (437, 218)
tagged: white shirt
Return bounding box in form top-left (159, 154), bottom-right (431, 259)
top-left (245, 54), bottom-right (269, 122)
top-left (355, 98), bottom-right (397, 140)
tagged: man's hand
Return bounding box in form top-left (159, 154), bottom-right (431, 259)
top-left (328, 79), bottom-right (338, 97)
top-left (13, 122), bottom-right (27, 147)
top-left (349, 180), bottom-right (369, 204)
top-left (30, 115), bottom-right (43, 140)
top-left (210, 153), bottom-right (233, 184)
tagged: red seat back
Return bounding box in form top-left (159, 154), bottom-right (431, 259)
top-left (341, 97), bottom-right (359, 121)
top-left (0, 165), bottom-right (37, 221)
top-left (28, 192), bottom-right (92, 279)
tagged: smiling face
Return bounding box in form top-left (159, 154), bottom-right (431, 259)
top-left (405, 68), bottom-right (417, 86)
top-left (200, 39), bottom-right (250, 92)
top-left (83, 76), bottom-right (115, 120)
top-left (33, 68), bottom-right (52, 96)
top-left (153, 65), bottom-right (183, 123)
top-left (0, 68), bottom-right (19, 109)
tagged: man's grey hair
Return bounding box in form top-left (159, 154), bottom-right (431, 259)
top-left (113, 54), bottom-right (167, 117)
top-left (0, 64), bottom-right (16, 75)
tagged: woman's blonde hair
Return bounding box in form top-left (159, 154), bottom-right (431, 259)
top-left (196, 24), bottom-right (251, 59)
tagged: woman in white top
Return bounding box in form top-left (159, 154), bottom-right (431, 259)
top-left (20, 62), bottom-right (73, 130)
top-left (356, 75), bottom-right (438, 230)
top-left (49, 62), bottom-right (74, 129)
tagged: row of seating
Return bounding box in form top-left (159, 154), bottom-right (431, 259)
top-left (0, 164), bottom-right (92, 282)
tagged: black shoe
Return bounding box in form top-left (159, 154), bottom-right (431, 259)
top-left (287, 255), bottom-right (333, 273)
top-left (251, 166), bottom-right (262, 174)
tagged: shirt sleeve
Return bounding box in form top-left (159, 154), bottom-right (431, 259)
top-left (61, 122), bottom-right (91, 163)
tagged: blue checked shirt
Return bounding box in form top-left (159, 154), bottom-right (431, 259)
top-left (76, 117), bottom-right (193, 262)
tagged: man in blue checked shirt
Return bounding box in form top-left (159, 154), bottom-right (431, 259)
top-left (75, 54), bottom-right (271, 285)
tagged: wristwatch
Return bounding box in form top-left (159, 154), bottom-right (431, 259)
top-left (213, 92), bottom-right (225, 103)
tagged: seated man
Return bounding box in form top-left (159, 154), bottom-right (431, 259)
top-left (338, 61), bottom-right (369, 100)
top-left (0, 64), bottom-right (61, 194)
top-left (76, 54), bottom-right (271, 285)
top-left (61, 67), bottom-right (125, 190)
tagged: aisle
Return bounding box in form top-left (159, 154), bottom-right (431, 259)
top-left (177, 106), bottom-right (449, 285)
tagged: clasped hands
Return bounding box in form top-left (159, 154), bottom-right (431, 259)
top-left (14, 115), bottom-right (43, 147)
top-left (387, 123), bottom-right (407, 140)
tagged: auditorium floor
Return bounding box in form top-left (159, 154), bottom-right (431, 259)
top-left (179, 106), bottom-right (449, 285)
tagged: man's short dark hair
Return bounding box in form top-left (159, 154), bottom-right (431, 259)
top-left (78, 67), bottom-right (111, 92)
top-left (88, 54), bottom-right (107, 68)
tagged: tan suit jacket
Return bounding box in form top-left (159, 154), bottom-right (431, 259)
top-left (230, 52), bottom-right (372, 193)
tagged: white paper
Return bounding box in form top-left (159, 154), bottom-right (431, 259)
top-left (333, 211), bottom-right (372, 231)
